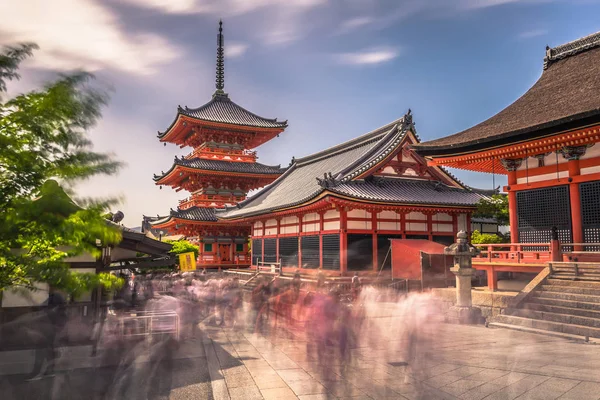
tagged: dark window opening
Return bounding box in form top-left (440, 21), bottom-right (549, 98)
top-left (347, 234), bottom-right (372, 271)
top-left (279, 237), bottom-right (299, 267)
top-left (252, 239), bottom-right (262, 264)
top-left (301, 236), bottom-right (319, 269)
top-left (264, 238), bottom-right (277, 263)
top-left (322, 234), bottom-right (340, 270)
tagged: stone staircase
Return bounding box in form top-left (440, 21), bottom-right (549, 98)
top-left (490, 263), bottom-right (600, 340)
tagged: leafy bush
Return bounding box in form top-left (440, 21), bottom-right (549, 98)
top-left (166, 240), bottom-right (199, 259)
top-left (471, 230), bottom-right (507, 244)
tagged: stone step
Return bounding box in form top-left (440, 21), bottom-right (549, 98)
top-left (487, 322), bottom-right (600, 343)
top-left (533, 290), bottom-right (600, 304)
top-left (540, 284), bottom-right (600, 296)
top-left (493, 314), bottom-right (600, 338)
top-left (549, 274), bottom-right (600, 282)
top-left (523, 302), bottom-right (600, 320)
top-left (529, 296), bottom-right (600, 311)
top-left (546, 278), bottom-right (600, 288)
top-left (509, 308), bottom-right (600, 328)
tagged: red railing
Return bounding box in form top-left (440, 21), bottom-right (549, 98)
top-left (472, 243), bottom-right (553, 264)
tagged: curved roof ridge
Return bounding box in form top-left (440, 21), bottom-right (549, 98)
top-left (180, 93), bottom-right (288, 128)
top-left (176, 156), bottom-right (283, 170)
top-left (296, 116), bottom-right (404, 166)
top-left (335, 123), bottom-right (403, 182)
top-left (545, 30), bottom-right (600, 69)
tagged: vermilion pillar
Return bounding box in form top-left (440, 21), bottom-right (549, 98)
top-left (507, 170), bottom-right (519, 245)
top-left (340, 209), bottom-right (347, 274)
top-left (568, 159), bottom-right (583, 250)
top-left (372, 211), bottom-right (378, 271)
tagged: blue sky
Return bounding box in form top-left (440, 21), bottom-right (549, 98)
top-left (2, 0), bottom-right (600, 226)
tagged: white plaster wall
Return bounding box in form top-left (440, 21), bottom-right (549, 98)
top-left (323, 209), bottom-right (340, 219)
top-left (303, 213), bottom-right (319, 222)
top-left (280, 225), bottom-right (299, 234)
top-left (347, 209), bottom-right (371, 219)
top-left (323, 221), bottom-right (340, 230)
top-left (406, 212), bottom-right (426, 220)
top-left (2, 282), bottom-right (49, 307)
top-left (432, 223), bottom-right (453, 232)
top-left (379, 210), bottom-right (399, 220)
top-left (348, 220), bottom-right (372, 230)
top-left (406, 222), bottom-right (427, 231)
top-left (516, 170), bottom-right (568, 184)
top-left (264, 227), bottom-right (277, 235)
top-left (378, 221), bottom-right (400, 231)
top-left (304, 222), bottom-right (319, 232)
top-left (281, 216), bottom-right (299, 225)
top-left (432, 213), bottom-right (452, 221)
top-left (581, 166), bottom-right (600, 175)
top-left (254, 229), bottom-right (264, 236)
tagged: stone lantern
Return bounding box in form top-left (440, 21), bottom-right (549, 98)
top-left (444, 231), bottom-right (483, 324)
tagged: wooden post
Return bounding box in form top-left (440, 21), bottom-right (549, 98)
top-left (340, 209), bottom-right (347, 274)
top-left (298, 215), bottom-right (303, 268)
top-left (507, 170), bottom-right (518, 248)
top-left (568, 159), bottom-right (583, 251)
top-left (372, 211), bottom-right (378, 271)
top-left (487, 267), bottom-right (498, 291)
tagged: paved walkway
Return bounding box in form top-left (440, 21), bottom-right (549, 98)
top-left (200, 316), bottom-right (600, 400)
top-left (3, 304), bottom-right (600, 399)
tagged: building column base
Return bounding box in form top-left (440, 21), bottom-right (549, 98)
top-left (446, 305), bottom-right (484, 325)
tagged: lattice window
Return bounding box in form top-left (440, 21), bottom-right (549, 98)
top-left (322, 234), bottom-right (340, 270)
top-left (347, 234), bottom-right (373, 271)
top-left (252, 239), bottom-right (262, 264)
top-left (583, 228), bottom-right (600, 251)
top-left (516, 186), bottom-right (571, 230)
top-left (301, 236), bottom-right (319, 269)
top-left (519, 229), bottom-right (571, 252)
top-left (264, 238), bottom-right (277, 263)
top-left (279, 237), bottom-right (299, 267)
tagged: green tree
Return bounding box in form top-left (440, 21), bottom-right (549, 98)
top-left (473, 194), bottom-right (509, 226)
top-left (166, 240), bottom-right (199, 260)
top-left (471, 230), bottom-right (507, 245)
top-left (0, 43), bottom-right (123, 295)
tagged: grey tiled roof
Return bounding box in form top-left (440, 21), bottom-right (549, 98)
top-left (154, 157), bottom-right (285, 181)
top-left (219, 116), bottom-right (414, 219)
top-left (158, 92), bottom-right (287, 137)
top-left (151, 207), bottom-right (219, 225)
top-left (329, 178), bottom-right (488, 206)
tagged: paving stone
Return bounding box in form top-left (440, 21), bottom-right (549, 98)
top-left (278, 368), bottom-right (313, 383)
top-left (558, 381), bottom-right (600, 400)
top-left (228, 385), bottom-right (263, 400)
top-left (515, 378), bottom-right (580, 400)
top-left (255, 376), bottom-right (288, 390)
top-left (424, 372), bottom-right (464, 388)
top-left (483, 374), bottom-right (551, 400)
top-left (441, 378), bottom-right (485, 396)
top-left (464, 369), bottom-right (511, 382)
top-left (287, 379), bottom-right (327, 396)
top-left (459, 383), bottom-right (506, 400)
top-left (261, 386), bottom-right (299, 400)
top-left (298, 394), bottom-right (332, 400)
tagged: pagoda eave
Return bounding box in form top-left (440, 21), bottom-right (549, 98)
top-left (154, 166), bottom-right (282, 186)
top-left (158, 114), bottom-right (285, 148)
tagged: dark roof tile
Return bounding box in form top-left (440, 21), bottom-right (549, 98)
top-left (154, 158), bottom-right (286, 181)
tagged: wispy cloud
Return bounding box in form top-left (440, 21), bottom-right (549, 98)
top-left (519, 29), bottom-right (548, 39)
top-left (462, 0), bottom-right (524, 9)
top-left (336, 17), bottom-right (375, 35)
top-left (336, 47), bottom-right (400, 65)
top-left (0, 0), bottom-right (180, 75)
top-left (225, 42), bottom-right (249, 58)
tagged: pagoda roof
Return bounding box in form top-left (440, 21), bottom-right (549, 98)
top-left (150, 206), bottom-right (219, 227)
top-left (414, 31), bottom-right (600, 156)
top-left (153, 157), bottom-right (286, 182)
top-left (158, 92), bottom-right (288, 138)
top-left (217, 113), bottom-right (483, 220)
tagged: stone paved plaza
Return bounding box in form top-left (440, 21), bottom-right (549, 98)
top-left (3, 300), bottom-right (600, 400)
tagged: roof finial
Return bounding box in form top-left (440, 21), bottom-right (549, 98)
top-left (216, 19), bottom-right (225, 91)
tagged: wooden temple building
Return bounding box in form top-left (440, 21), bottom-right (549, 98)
top-left (414, 31), bottom-right (600, 288)
top-left (149, 21), bottom-right (287, 267)
top-left (217, 112), bottom-right (491, 275)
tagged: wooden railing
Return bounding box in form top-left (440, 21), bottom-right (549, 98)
top-left (473, 243), bottom-right (553, 264)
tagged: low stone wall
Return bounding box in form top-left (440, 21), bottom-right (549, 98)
top-left (431, 288), bottom-right (518, 319)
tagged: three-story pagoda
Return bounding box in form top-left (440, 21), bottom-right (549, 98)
top-left (151, 21), bottom-right (287, 267)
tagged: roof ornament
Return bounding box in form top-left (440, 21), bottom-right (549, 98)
top-left (215, 19), bottom-right (225, 93)
top-left (404, 108), bottom-right (414, 127)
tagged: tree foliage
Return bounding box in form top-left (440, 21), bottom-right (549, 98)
top-left (471, 230), bottom-right (508, 245)
top-left (0, 44), bottom-right (123, 295)
top-left (166, 240), bottom-right (199, 260)
top-left (473, 194), bottom-right (509, 226)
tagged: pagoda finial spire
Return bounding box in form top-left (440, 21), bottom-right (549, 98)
top-left (216, 19), bottom-right (225, 92)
